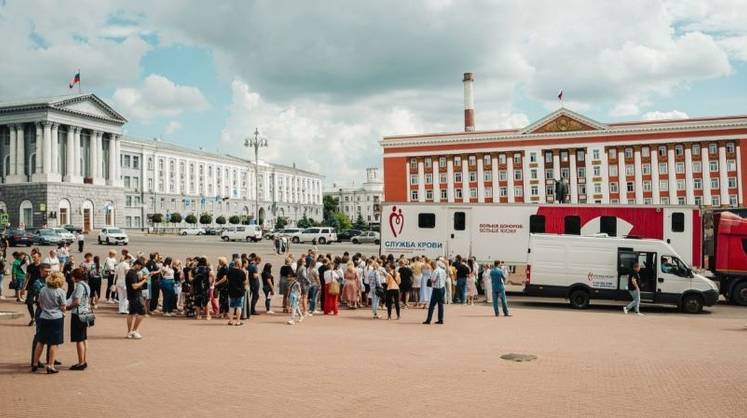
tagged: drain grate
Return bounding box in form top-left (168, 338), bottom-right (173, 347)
top-left (500, 353), bottom-right (537, 362)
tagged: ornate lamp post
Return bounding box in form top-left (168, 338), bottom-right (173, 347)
top-left (244, 128), bottom-right (268, 225)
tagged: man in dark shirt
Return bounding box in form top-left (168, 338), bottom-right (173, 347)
top-left (624, 262), bottom-right (643, 316)
top-left (453, 255), bottom-right (469, 304)
top-left (126, 258), bottom-right (148, 339)
top-left (318, 257), bottom-right (328, 309)
top-left (24, 252), bottom-right (42, 326)
top-left (145, 253), bottom-right (162, 312)
top-left (247, 259), bottom-right (260, 317)
top-left (227, 264), bottom-right (247, 325)
top-left (398, 261), bottom-right (413, 308)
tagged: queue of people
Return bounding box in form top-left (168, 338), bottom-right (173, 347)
top-left (2, 241), bottom-right (519, 375)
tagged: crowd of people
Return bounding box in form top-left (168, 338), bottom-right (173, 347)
top-left (0, 235), bottom-right (514, 375)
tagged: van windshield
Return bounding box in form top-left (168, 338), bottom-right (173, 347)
top-left (661, 255), bottom-right (690, 276)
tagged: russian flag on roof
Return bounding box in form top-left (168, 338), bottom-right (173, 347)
top-left (69, 71), bottom-right (80, 89)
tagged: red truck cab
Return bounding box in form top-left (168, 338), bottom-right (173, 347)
top-left (708, 211), bottom-right (747, 305)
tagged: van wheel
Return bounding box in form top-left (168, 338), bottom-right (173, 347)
top-left (318, 237), bottom-right (327, 245)
top-left (292, 237), bottom-right (300, 244)
top-left (222, 236), bottom-right (229, 241)
top-left (246, 236), bottom-right (252, 242)
top-left (374, 239), bottom-right (380, 245)
top-left (569, 289), bottom-right (590, 309)
top-left (682, 294), bottom-right (704, 314)
top-left (351, 239), bottom-right (358, 244)
top-left (730, 282), bottom-right (747, 306)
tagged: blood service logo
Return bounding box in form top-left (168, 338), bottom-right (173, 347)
top-left (389, 206), bottom-right (404, 237)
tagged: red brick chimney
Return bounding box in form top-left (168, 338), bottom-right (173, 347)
top-left (463, 72), bottom-right (475, 132)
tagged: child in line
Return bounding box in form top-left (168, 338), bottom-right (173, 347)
top-left (287, 272), bottom-right (303, 325)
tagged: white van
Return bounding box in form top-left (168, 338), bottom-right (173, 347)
top-left (221, 225), bottom-right (263, 242)
top-left (525, 234), bottom-right (719, 313)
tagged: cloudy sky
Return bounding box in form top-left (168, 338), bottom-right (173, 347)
top-left (1, 0), bottom-right (746, 186)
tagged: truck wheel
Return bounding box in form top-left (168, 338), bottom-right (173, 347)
top-left (682, 293), bottom-right (704, 314)
top-left (569, 289), bottom-right (590, 309)
top-left (730, 282), bottom-right (747, 306)
top-left (318, 237), bottom-right (327, 245)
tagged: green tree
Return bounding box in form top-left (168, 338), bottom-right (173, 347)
top-left (308, 217), bottom-right (318, 226)
top-left (185, 214), bottom-right (197, 224)
top-left (275, 217), bottom-right (288, 230)
top-left (229, 215), bottom-right (241, 224)
top-left (353, 213), bottom-right (367, 230)
top-left (334, 212), bottom-right (352, 231)
top-left (199, 213), bottom-right (212, 225)
top-left (322, 195), bottom-right (339, 225)
top-left (297, 214), bottom-right (311, 229)
top-left (169, 212), bottom-right (182, 224)
top-left (216, 215), bottom-right (227, 225)
top-left (151, 213), bottom-right (164, 224)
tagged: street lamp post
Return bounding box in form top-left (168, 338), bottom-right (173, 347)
top-left (244, 128), bottom-right (268, 226)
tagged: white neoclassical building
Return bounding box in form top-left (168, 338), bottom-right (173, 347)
top-left (0, 93), bottom-right (323, 230)
top-left (324, 167), bottom-right (383, 226)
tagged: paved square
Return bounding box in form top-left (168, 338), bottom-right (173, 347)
top-left (1, 235), bottom-right (746, 418)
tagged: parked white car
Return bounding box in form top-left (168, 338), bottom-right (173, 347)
top-left (98, 227), bottom-right (129, 245)
top-left (51, 227), bottom-right (76, 244)
top-left (180, 227), bottom-right (206, 236)
top-left (351, 231), bottom-right (380, 245)
top-left (290, 227), bottom-right (337, 245)
top-left (221, 225), bottom-right (263, 242)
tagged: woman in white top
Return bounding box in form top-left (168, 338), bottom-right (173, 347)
top-left (43, 249), bottom-right (61, 272)
top-left (103, 250), bottom-right (118, 303)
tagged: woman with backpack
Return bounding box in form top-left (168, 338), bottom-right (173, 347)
top-left (67, 268), bottom-right (92, 370)
top-left (192, 257), bottom-right (212, 320)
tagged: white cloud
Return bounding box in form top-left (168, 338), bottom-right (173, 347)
top-left (642, 110), bottom-right (690, 120)
top-left (164, 120), bottom-right (182, 135)
top-left (112, 74), bottom-right (208, 121)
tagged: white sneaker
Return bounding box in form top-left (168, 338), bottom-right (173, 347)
top-left (298, 316), bottom-right (304, 322)
top-left (306, 312), bottom-right (313, 317)
top-left (132, 331), bottom-right (143, 339)
top-left (267, 310), bottom-right (275, 315)
top-left (126, 331), bottom-right (134, 339)
top-left (623, 307), bottom-right (628, 315)
top-left (636, 312), bottom-right (644, 316)
top-left (287, 320), bottom-right (295, 325)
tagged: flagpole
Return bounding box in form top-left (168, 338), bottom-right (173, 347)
top-left (78, 69), bottom-right (81, 94)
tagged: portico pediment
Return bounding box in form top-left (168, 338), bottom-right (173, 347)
top-left (521, 108), bottom-right (607, 134)
top-left (52, 95), bottom-right (127, 124)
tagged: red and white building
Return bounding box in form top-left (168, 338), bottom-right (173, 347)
top-left (382, 73), bottom-right (747, 207)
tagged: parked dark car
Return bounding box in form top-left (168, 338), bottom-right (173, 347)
top-left (337, 229), bottom-right (363, 241)
top-left (62, 224), bottom-right (83, 234)
top-left (204, 227), bottom-right (223, 236)
top-left (6, 228), bottom-right (35, 247)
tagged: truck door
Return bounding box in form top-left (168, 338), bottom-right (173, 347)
top-left (447, 209), bottom-right (471, 259)
top-left (664, 208), bottom-right (693, 266)
top-left (617, 249), bottom-right (656, 303)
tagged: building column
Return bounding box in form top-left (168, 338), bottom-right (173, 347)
top-left (507, 154), bottom-right (515, 203)
top-left (65, 127), bottom-right (75, 182)
top-left (738, 144), bottom-right (744, 206)
top-left (446, 159), bottom-right (454, 203)
top-left (552, 152), bottom-right (561, 180)
top-left (417, 160), bottom-right (425, 202)
top-left (569, 151), bottom-right (578, 203)
top-left (633, 149), bottom-right (643, 204)
top-left (651, 149), bottom-right (660, 204)
top-left (617, 150), bottom-right (627, 204)
top-left (719, 145), bottom-right (729, 206)
top-left (667, 148), bottom-right (677, 203)
top-left (107, 135), bottom-right (116, 185)
top-left (90, 131), bottom-right (99, 183)
top-left (702, 147), bottom-right (712, 206)
top-left (461, 160), bottom-right (469, 203)
top-left (7, 124), bottom-right (17, 181)
top-left (433, 160), bottom-right (440, 203)
top-left (684, 147), bottom-right (695, 205)
top-left (113, 136), bottom-right (121, 187)
top-left (34, 123), bottom-right (43, 177)
top-left (16, 124), bottom-right (25, 179)
top-left (42, 121), bottom-right (52, 175)
top-left (476, 157), bottom-right (485, 202)
top-left (491, 155), bottom-right (499, 203)
top-left (584, 148), bottom-right (593, 202)
top-left (523, 152), bottom-right (532, 201)
top-left (600, 148), bottom-right (610, 204)
top-left (50, 123), bottom-right (60, 180)
top-left (73, 127), bottom-right (82, 179)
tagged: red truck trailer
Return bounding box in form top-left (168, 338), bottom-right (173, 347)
top-left (705, 210), bottom-right (747, 305)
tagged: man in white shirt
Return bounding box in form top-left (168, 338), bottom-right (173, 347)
top-left (423, 259), bottom-right (447, 325)
top-left (115, 256), bottom-right (132, 314)
top-left (104, 250), bottom-right (118, 303)
top-left (43, 249), bottom-right (61, 272)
